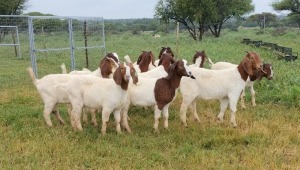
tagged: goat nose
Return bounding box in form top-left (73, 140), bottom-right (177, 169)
top-left (126, 75), bottom-right (130, 81)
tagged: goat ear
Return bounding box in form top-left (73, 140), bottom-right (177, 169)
top-left (150, 52), bottom-right (156, 67)
top-left (245, 51), bottom-right (254, 59)
top-left (242, 56), bottom-right (254, 75)
top-left (132, 70), bottom-right (138, 85)
top-left (167, 61), bottom-right (177, 75)
top-left (113, 65), bottom-right (123, 85)
top-left (100, 60), bottom-right (111, 78)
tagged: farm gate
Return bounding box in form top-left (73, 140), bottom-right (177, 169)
top-left (28, 16), bottom-right (106, 77)
top-left (0, 15), bottom-right (105, 90)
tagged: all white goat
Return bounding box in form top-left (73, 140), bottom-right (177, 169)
top-left (62, 63), bottom-right (138, 134)
top-left (207, 57), bottom-right (273, 108)
top-left (179, 52), bottom-right (263, 127)
top-left (27, 68), bottom-right (77, 127)
top-left (121, 59), bottom-right (195, 133)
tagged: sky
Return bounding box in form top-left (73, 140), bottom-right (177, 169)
top-left (23, 0), bottom-right (288, 19)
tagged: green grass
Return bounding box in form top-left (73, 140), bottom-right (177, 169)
top-left (0, 28), bottom-right (300, 169)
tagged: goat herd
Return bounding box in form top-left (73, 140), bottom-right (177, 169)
top-left (27, 47), bottom-right (273, 135)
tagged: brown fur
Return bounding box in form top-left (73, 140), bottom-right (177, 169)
top-left (158, 53), bottom-right (176, 72)
top-left (193, 51), bottom-right (207, 68)
top-left (238, 51), bottom-right (263, 81)
top-left (113, 63), bottom-right (138, 90)
top-left (154, 60), bottom-right (190, 110)
top-left (137, 51), bottom-right (156, 72)
top-left (127, 62), bottom-right (139, 85)
top-left (158, 47), bottom-right (174, 59)
top-left (99, 53), bottom-right (119, 78)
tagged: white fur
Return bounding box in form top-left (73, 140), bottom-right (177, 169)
top-left (189, 56), bottom-right (204, 67)
top-left (27, 67), bottom-right (88, 127)
top-left (180, 66), bottom-right (246, 127)
top-left (122, 60), bottom-right (193, 132)
top-left (208, 60), bottom-right (272, 109)
top-left (137, 65), bottom-right (167, 78)
top-left (63, 65), bottom-right (131, 134)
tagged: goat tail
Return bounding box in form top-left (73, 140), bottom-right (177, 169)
top-left (124, 55), bottom-right (132, 63)
top-left (61, 63), bottom-right (67, 74)
top-left (207, 57), bottom-right (214, 65)
top-left (26, 67), bottom-right (37, 85)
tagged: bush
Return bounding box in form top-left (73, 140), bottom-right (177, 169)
top-left (272, 28), bottom-right (287, 36)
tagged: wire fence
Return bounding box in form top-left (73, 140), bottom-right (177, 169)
top-left (0, 15), bottom-right (105, 89)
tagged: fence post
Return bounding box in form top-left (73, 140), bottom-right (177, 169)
top-left (68, 18), bottom-right (75, 71)
top-left (84, 21), bottom-right (89, 68)
top-left (176, 22), bottom-right (179, 59)
top-left (28, 17), bottom-right (38, 77)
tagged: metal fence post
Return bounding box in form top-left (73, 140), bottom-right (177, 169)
top-left (28, 17), bottom-right (38, 77)
top-left (68, 18), bottom-right (75, 71)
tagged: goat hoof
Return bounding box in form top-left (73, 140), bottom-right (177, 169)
top-left (154, 129), bottom-right (160, 134)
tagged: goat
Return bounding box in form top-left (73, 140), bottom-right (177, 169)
top-left (124, 51), bottom-right (156, 73)
top-left (62, 52), bottom-right (119, 78)
top-left (179, 51), bottom-right (263, 127)
top-left (61, 53), bottom-right (120, 126)
top-left (154, 47), bottom-right (175, 66)
top-left (138, 53), bottom-right (175, 78)
top-left (121, 59), bottom-right (195, 133)
top-left (189, 51), bottom-right (207, 68)
top-left (207, 58), bottom-right (273, 108)
top-left (63, 63), bottom-right (138, 134)
top-left (27, 68), bottom-right (75, 127)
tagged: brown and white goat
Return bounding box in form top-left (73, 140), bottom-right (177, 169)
top-left (62, 63), bottom-right (138, 134)
top-left (154, 47), bottom-right (175, 66)
top-left (180, 51), bottom-right (263, 127)
top-left (207, 57), bottom-right (273, 108)
top-left (121, 59), bottom-right (195, 133)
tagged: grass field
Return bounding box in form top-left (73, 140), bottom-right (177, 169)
top-left (0, 28), bottom-right (300, 169)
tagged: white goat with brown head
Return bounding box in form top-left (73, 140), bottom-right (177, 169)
top-left (179, 51), bottom-right (263, 127)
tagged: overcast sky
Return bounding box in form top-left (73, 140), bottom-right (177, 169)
top-left (24, 0), bottom-right (287, 19)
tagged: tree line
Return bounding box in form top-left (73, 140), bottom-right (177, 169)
top-left (0, 0), bottom-right (299, 41)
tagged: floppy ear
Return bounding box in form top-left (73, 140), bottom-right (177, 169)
top-left (132, 70), bottom-right (138, 85)
top-left (242, 56), bottom-right (254, 75)
top-left (165, 61), bottom-right (177, 78)
top-left (113, 65), bottom-right (123, 85)
top-left (150, 51), bottom-right (156, 67)
top-left (100, 59), bottom-right (111, 78)
top-left (137, 52), bottom-right (144, 64)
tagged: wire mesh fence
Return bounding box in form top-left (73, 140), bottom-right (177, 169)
top-left (0, 15), bottom-right (105, 89)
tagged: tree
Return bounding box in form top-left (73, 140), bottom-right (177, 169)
top-left (0, 0), bottom-right (28, 15)
top-left (272, 0), bottom-right (300, 28)
top-left (155, 0), bottom-right (253, 40)
top-left (248, 13), bottom-right (277, 29)
top-left (0, 0), bottom-right (28, 42)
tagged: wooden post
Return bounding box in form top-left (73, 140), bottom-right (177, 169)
top-left (84, 21), bottom-right (89, 68)
top-left (176, 22), bottom-right (179, 58)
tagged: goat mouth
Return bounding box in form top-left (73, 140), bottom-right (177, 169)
top-left (189, 75), bottom-right (196, 79)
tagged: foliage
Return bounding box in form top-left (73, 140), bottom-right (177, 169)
top-left (272, 0), bottom-right (300, 28)
top-left (0, 0), bottom-right (28, 15)
top-left (25, 11), bottom-right (54, 16)
top-left (155, 0), bottom-right (253, 40)
top-left (248, 13), bottom-right (278, 29)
